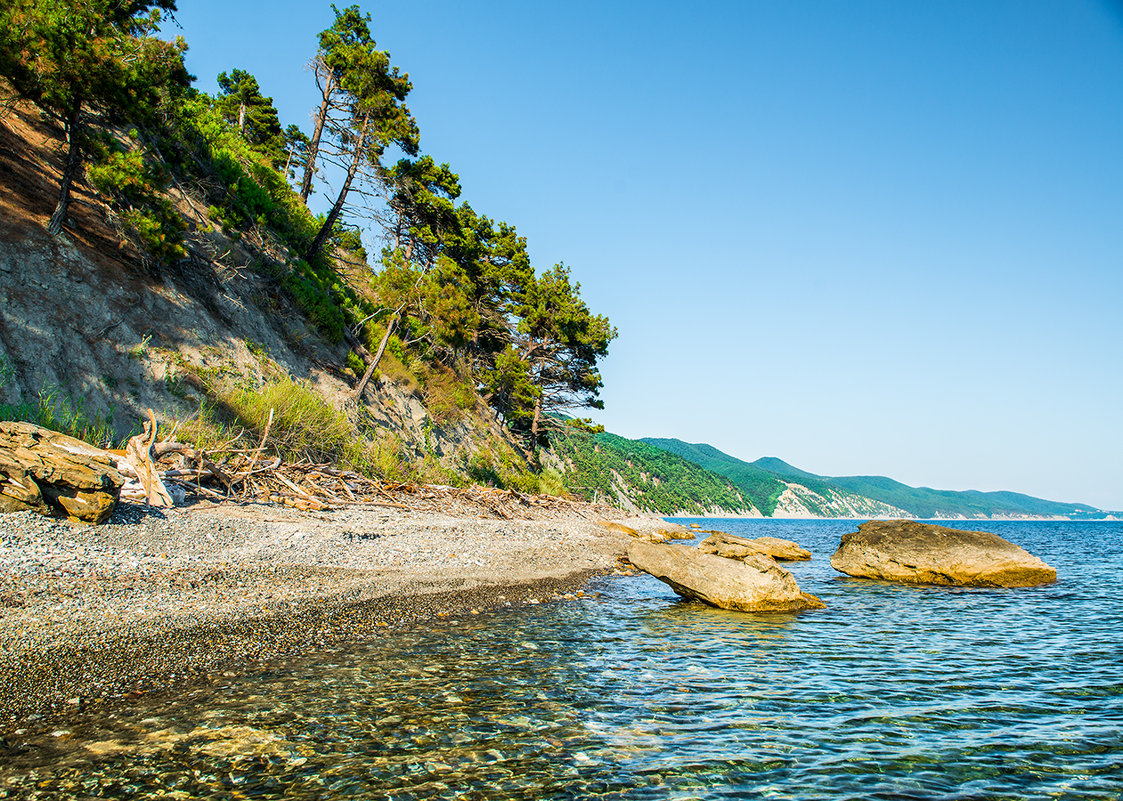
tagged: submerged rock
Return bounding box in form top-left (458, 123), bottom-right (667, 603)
top-left (830, 519), bottom-right (1056, 587)
top-left (698, 531), bottom-right (812, 561)
top-left (0, 421), bottom-right (124, 523)
top-left (627, 540), bottom-right (825, 612)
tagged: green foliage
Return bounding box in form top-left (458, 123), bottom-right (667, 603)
top-left (550, 429), bottom-right (753, 515)
top-left (0, 0), bottom-right (190, 233)
top-left (383, 155), bottom-right (461, 268)
top-left (345, 350), bottom-right (366, 376)
top-left (387, 334), bottom-right (406, 364)
top-left (505, 263), bottom-right (617, 443)
top-left (483, 346), bottom-right (539, 431)
top-left (537, 467), bottom-right (566, 497)
top-left (86, 138), bottom-right (187, 262)
top-left (302, 3), bottom-right (419, 262)
top-left (171, 96), bottom-right (320, 252)
top-left (214, 68), bottom-right (286, 167)
top-left (0, 387), bottom-right (121, 448)
top-left (197, 375), bottom-right (351, 464)
top-left (332, 223), bottom-right (368, 264)
top-left (0, 0), bottom-right (620, 492)
top-left (644, 438), bottom-right (1109, 518)
top-left (565, 417), bottom-right (605, 433)
top-left (642, 439), bottom-right (788, 516)
top-left (281, 261), bottom-right (346, 341)
top-left (0, 0), bottom-right (189, 126)
top-left (463, 450), bottom-right (539, 494)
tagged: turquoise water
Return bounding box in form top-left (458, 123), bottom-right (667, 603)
top-left (2, 519), bottom-right (1121, 800)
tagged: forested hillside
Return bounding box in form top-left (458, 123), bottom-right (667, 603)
top-left (547, 429), bottom-right (756, 515)
top-left (645, 441), bottom-right (1110, 520)
top-left (641, 439), bottom-right (789, 515)
top-left (0, 0), bottom-right (614, 490)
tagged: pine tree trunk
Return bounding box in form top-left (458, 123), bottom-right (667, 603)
top-left (47, 102), bottom-right (83, 237)
top-left (353, 312), bottom-right (398, 401)
top-left (303, 113), bottom-right (369, 263)
top-left (300, 70), bottom-right (334, 202)
top-left (237, 102), bottom-right (246, 133)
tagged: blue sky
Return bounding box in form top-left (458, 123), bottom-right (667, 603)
top-left (165, 1), bottom-right (1123, 510)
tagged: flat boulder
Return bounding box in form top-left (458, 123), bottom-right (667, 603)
top-left (598, 518), bottom-right (696, 544)
top-left (698, 531), bottom-right (812, 561)
top-left (830, 519), bottom-right (1056, 587)
top-left (0, 421), bottom-right (124, 524)
top-left (628, 539), bottom-right (825, 612)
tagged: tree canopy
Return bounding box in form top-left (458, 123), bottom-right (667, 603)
top-left (302, 4), bottom-right (418, 263)
top-left (0, 0), bottom-right (190, 234)
top-left (0, 0), bottom-right (616, 456)
top-left (214, 69), bottom-right (286, 167)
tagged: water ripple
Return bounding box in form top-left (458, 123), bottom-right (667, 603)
top-left (2, 520), bottom-right (1121, 799)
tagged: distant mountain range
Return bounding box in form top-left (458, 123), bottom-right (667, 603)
top-left (546, 428), bottom-right (1116, 519)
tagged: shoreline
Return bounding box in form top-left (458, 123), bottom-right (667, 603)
top-left (0, 501), bottom-right (668, 728)
top-left (664, 514), bottom-right (1118, 522)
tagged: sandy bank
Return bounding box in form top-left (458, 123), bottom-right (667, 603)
top-left (0, 501), bottom-right (676, 725)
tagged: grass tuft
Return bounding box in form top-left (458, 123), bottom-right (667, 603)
top-left (0, 387), bottom-right (122, 448)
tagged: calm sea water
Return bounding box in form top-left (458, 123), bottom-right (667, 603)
top-left (2, 519), bottom-right (1121, 800)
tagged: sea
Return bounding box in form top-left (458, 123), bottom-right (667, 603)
top-left (1, 518), bottom-right (1121, 800)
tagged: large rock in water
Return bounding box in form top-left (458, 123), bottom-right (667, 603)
top-left (627, 540), bottom-right (825, 612)
top-left (698, 531), bottom-right (812, 561)
top-left (0, 421), bottom-right (124, 523)
top-left (830, 519), bottom-right (1056, 587)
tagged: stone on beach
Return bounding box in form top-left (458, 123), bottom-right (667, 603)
top-left (627, 539), bottom-right (825, 612)
top-left (0, 421), bottom-right (124, 523)
top-left (829, 519), bottom-right (1056, 587)
top-left (598, 518), bottom-right (694, 543)
top-left (698, 531), bottom-right (812, 561)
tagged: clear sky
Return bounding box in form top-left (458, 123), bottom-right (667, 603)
top-left (165, 0), bottom-right (1123, 510)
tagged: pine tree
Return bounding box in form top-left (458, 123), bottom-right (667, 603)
top-left (215, 69), bottom-right (286, 168)
top-left (302, 5), bottom-right (417, 263)
top-left (0, 0), bottom-right (189, 235)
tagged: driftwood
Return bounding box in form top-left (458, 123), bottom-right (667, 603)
top-left (124, 410), bottom-right (173, 507)
top-left (107, 409), bottom-right (615, 522)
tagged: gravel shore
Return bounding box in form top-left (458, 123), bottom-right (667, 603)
top-left (0, 501), bottom-right (674, 726)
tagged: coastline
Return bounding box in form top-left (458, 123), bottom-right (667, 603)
top-left (0, 501), bottom-right (666, 727)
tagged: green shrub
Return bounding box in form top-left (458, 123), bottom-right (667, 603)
top-left (346, 350), bottom-right (366, 377)
top-left (87, 139), bottom-right (186, 263)
top-left (0, 387), bottom-right (121, 448)
top-left (225, 377), bottom-right (352, 463)
top-left (388, 335), bottom-right (406, 363)
top-left (537, 468), bottom-right (567, 497)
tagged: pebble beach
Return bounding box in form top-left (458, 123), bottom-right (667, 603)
top-left (0, 501), bottom-right (661, 726)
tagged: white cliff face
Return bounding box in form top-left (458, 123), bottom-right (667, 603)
top-left (769, 482), bottom-right (910, 519)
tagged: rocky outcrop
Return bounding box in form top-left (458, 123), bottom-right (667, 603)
top-left (599, 518), bottom-right (695, 543)
top-left (0, 422), bottom-right (124, 523)
top-left (698, 531), bottom-right (812, 561)
top-left (627, 540), bottom-right (824, 612)
top-left (830, 519), bottom-right (1056, 587)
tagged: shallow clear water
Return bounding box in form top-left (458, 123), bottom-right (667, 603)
top-left (3, 519), bottom-right (1122, 800)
